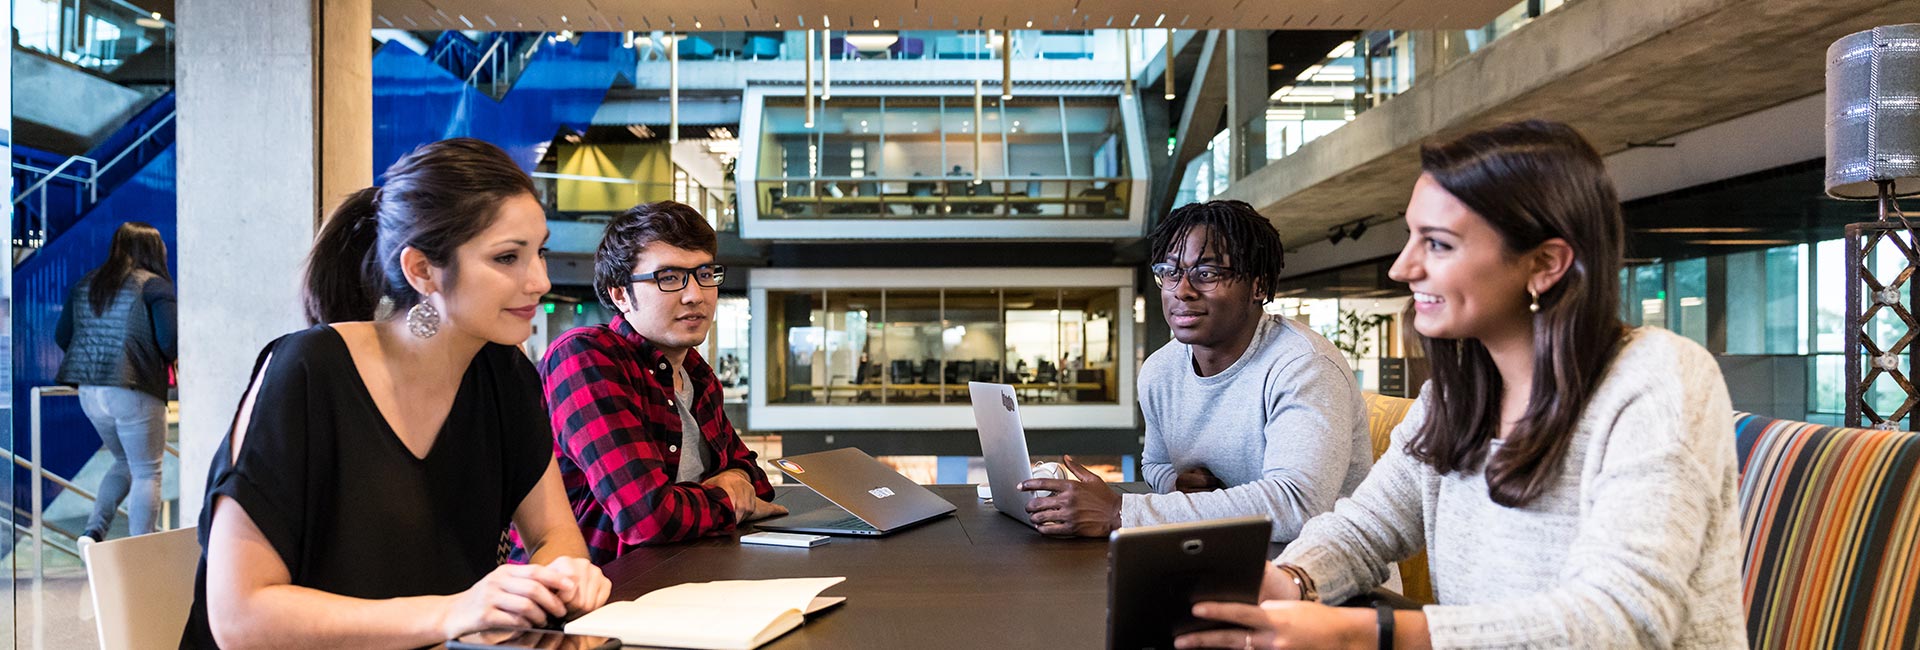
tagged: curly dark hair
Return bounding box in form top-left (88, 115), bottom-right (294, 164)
top-left (1147, 200), bottom-right (1285, 303)
top-left (592, 201), bottom-right (719, 311)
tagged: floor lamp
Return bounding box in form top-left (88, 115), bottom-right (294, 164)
top-left (1831, 24), bottom-right (1920, 428)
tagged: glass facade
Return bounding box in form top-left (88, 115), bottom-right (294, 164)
top-left (626, 29), bottom-right (1159, 63)
top-left (1618, 238), bottom-right (1907, 424)
top-left (764, 287), bottom-right (1124, 405)
top-left (1186, 0), bottom-right (1575, 201)
top-left (755, 95), bottom-right (1130, 219)
top-left (13, 0), bottom-right (171, 75)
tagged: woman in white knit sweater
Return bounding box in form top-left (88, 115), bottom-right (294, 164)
top-left (1177, 120), bottom-right (1746, 649)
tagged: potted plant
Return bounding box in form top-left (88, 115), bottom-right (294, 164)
top-left (1328, 309), bottom-right (1391, 383)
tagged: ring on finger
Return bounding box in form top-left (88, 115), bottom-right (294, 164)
top-left (1243, 631), bottom-right (1253, 650)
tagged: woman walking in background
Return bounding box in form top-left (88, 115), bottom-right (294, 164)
top-left (55, 221), bottom-right (177, 544)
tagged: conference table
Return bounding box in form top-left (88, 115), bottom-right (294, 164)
top-left (596, 484), bottom-right (1405, 649)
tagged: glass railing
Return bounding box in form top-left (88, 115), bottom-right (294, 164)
top-left (1193, 0), bottom-right (1571, 195)
top-left (13, 0), bottom-right (173, 76)
top-left (755, 177), bottom-right (1130, 219)
top-left (532, 173), bottom-right (738, 233)
top-left (622, 29), bottom-right (1152, 63)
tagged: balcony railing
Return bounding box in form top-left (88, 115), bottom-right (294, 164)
top-left (623, 29), bottom-right (1156, 63)
top-left (14, 0), bottom-right (173, 77)
top-left (756, 177), bottom-right (1130, 219)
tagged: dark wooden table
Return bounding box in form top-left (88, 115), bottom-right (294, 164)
top-left (599, 484), bottom-right (1212, 649)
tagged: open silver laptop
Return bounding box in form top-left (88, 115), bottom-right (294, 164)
top-left (969, 382), bottom-right (1042, 528)
top-left (755, 447), bottom-right (957, 536)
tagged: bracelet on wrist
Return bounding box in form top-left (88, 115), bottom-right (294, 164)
top-left (1275, 563), bottom-right (1319, 603)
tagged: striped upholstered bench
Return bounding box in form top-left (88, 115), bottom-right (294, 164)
top-left (1735, 412), bottom-right (1920, 649)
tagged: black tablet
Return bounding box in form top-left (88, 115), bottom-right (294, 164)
top-left (1106, 516), bottom-right (1273, 650)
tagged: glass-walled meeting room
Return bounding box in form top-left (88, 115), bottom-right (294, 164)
top-left (747, 268), bottom-right (1136, 431)
top-left (736, 87), bottom-right (1149, 240)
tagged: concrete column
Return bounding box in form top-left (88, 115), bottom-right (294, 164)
top-left (1224, 30), bottom-right (1268, 181)
top-left (176, 0), bottom-right (372, 521)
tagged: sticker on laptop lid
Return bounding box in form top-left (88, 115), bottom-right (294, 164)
top-left (775, 459), bottom-right (805, 474)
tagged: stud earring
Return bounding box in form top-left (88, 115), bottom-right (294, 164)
top-left (1528, 288), bottom-right (1540, 314)
top-left (407, 294), bottom-right (442, 338)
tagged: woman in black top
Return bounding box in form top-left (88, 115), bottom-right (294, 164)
top-left (54, 221), bottom-right (176, 543)
top-left (183, 139), bottom-right (610, 647)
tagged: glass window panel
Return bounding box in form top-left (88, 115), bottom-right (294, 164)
top-left (759, 98), bottom-right (816, 218)
top-left (944, 290), bottom-right (1005, 396)
top-left (712, 297), bottom-right (752, 403)
top-left (768, 290), bottom-right (827, 404)
top-left (1816, 238), bottom-right (1845, 353)
top-left (1002, 97), bottom-right (1067, 215)
top-left (1060, 288), bottom-right (1120, 403)
top-left (1669, 258), bottom-right (1707, 347)
top-left (823, 291), bottom-right (881, 404)
top-left (1723, 251), bottom-right (1766, 355)
top-left (875, 97), bottom-right (943, 216)
top-left (1004, 289), bottom-right (1062, 400)
top-left (1780, 244), bottom-right (1810, 355)
top-left (1812, 354), bottom-right (1845, 414)
top-left (940, 97), bottom-right (979, 215)
top-left (1633, 264), bottom-right (1666, 329)
top-left (1062, 97), bottom-right (1127, 178)
top-left (881, 290), bottom-right (944, 403)
top-left (815, 98), bottom-right (884, 217)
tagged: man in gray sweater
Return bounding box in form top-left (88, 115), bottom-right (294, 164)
top-left (1020, 200), bottom-right (1373, 541)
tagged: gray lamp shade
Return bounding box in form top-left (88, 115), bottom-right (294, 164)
top-left (1826, 24), bottom-right (1920, 200)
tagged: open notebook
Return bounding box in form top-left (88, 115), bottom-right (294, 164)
top-left (564, 577), bottom-right (847, 650)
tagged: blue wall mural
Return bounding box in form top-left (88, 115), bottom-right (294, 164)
top-left (374, 32), bottom-right (634, 176)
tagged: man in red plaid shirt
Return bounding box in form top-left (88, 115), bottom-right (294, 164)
top-left (542, 201), bottom-right (783, 564)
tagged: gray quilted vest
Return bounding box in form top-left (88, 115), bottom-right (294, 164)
top-left (55, 269), bottom-right (171, 399)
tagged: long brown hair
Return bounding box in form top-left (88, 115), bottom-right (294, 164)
top-left (303, 138), bottom-right (536, 324)
top-left (1408, 120), bottom-right (1628, 508)
top-left (90, 221), bottom-right (171, 315)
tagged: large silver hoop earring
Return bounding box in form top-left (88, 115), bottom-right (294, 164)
top-left (1528, 287), bottom-right (1541, 314)
top-left (407, 295), bottom-right (442, 339)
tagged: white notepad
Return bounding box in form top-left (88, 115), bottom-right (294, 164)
top-left (564, 577), bottom-right (847, 650)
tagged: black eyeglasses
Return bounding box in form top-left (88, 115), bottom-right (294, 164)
top-left (1150, 263), bottom-right (1236, 292)
top-left (630, 264), bottom-right (726, 292)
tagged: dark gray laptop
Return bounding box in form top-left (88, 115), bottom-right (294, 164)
top-left (755, 447), bottom-right (957, 536)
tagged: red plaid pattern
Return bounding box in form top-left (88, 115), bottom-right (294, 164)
top-left (541, 315), bottom-right (774, 564)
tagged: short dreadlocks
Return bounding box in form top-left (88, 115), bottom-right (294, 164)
top-left (1147, 200), bottom-right (1284, 303)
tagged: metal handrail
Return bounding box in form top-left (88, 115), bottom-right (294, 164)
top-left (1, 449), bottom-right (113, 506)
top-left (466, 32), bottom-right (547, 94)
top-left (12, 156), bottom-right (98, 205)
top-left (11, 162), bottom-right (92, 183)
top-left (95, 110), bottom-right (177, 179)
top-left (464, 34), bottom-right (513, 86)
top-left (10, 520), bottom-right (81, 560)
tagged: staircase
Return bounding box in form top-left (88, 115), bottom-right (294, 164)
top-left (9, 90), bottom-right (179, 561)
top-left (12, 91), bottom-right (176, 258)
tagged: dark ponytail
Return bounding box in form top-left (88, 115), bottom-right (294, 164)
top-left (301, 138), bottom-right (536, 325)
top-left (303, 187), bottom-right (384, 324)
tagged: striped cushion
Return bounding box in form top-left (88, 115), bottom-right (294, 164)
top-left (1361, 392), bottom-right (1434, 605)
top-left (1734, 412), bottom-right (1920, 649)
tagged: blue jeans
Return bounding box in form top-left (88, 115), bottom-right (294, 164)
top-left (77, 386), bottom-right (166, 537)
